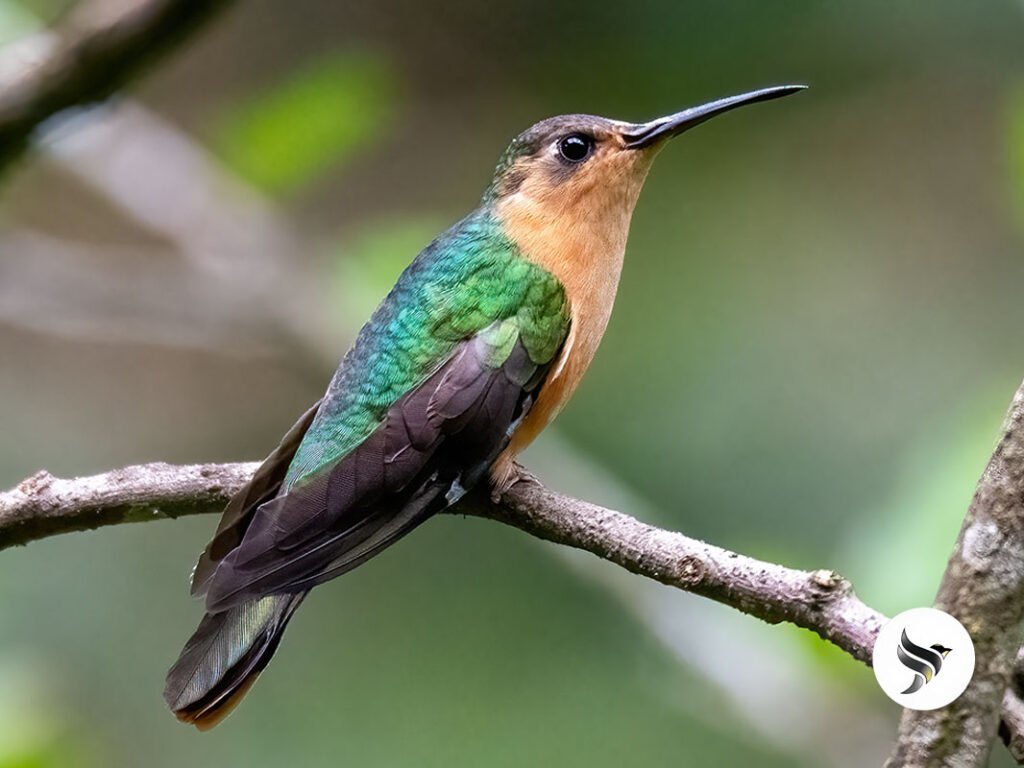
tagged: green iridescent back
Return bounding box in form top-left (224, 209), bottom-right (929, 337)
top-left (284, 209), bottom-right (568, 487)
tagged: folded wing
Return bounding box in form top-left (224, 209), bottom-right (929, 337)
top-left (203, 320), bottom-right (552, 612)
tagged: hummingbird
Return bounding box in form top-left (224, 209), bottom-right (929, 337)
top-left (164, 84), bottom-right (806, 728)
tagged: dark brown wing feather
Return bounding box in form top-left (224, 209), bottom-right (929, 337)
top-left (203, 334), bottom-right (548, 612)
top-left (191, 400), bottom-right (322, 597)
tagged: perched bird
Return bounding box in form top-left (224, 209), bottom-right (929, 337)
top-left (164, 84), bottom-right (805, 728)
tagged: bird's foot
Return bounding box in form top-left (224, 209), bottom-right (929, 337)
top-left (489, 460), bottom-right (538, 503)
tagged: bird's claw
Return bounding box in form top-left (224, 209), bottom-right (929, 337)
top-left (489, 461), bottom-right (537, 503)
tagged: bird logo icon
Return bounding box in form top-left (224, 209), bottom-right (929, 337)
top-left (896, 629), bottom-right (953, 694)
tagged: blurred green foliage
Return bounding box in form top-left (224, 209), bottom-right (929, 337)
top-left (840, 390), bottom-right (1008, 616)
top-left (0, 1), bottom-right (39, 46)
top-left (0, 658), bottom-right (97, 768)
top-left (1010, 84), bottom-right (1024, 231)
top-left (212, 52), bottom-right (397, 194)
top-left (330, 215), bottom-right (443, 326)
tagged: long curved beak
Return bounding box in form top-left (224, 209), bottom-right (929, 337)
top-left (624, 84), bottom-right (807, 149)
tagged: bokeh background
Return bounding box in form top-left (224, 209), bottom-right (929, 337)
top-left (1, 1), bottom-right (1023, 765)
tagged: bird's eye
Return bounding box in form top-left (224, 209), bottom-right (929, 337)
top-left (557, 134), bottom-right (594, 163)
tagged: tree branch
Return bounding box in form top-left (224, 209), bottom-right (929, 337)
top-left (0, 462), bottom-right (257, 549)
top-left (887, 385), bottom-right (1024, 767)
top-left (0, 0), bottom-right (231, 174)
top-left (1002, 683), bottom-right (1024, 764)
top-left (0, 460), bottom-right (886, 662)
top-left (462, 477), bottom-right (888, 663)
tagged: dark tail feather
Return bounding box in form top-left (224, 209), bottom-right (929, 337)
top-left (164, 592), bottom-right (306, 730)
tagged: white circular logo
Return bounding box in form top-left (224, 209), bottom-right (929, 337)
top-left (872, 607), bottom-right (975, 710)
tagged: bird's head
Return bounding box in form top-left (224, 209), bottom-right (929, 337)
top-left (485, 85), bottom-right (805, 266)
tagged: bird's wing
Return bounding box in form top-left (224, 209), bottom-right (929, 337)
top-left (190, 399), bottom-right (323, 597)
top-left (202, 316), bottom-right (561, 612)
